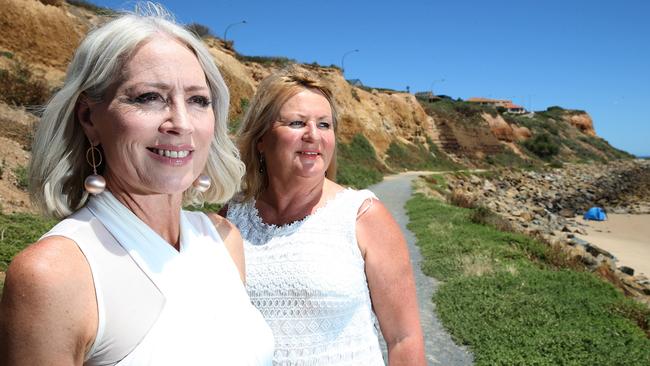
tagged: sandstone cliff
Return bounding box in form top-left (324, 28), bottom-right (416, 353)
top-left (0, 0), bottom-right (630, 213)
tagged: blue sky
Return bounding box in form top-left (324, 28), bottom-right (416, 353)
top-left (93, 0), bottom-right (650, 156)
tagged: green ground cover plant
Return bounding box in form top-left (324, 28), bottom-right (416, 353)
top-left (406, 192), bottom-right (650, 365)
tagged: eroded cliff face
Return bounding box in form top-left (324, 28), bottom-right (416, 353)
top-left (0, 0), bottom-right (101, 84)
top-left (0, 0), bottom-right (613, 213)
top-left (201, 39), bottom-right (437, 155)
top-left (566, 113), bottom-right (596, 136)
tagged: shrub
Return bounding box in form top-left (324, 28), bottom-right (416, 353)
top-left (66, 0), bottom-right (115, 15)
top-left (0, 60), bottom-right (51, 108)
top-left (385, 138), bottom-right (461, 172)
top-left (470, 205), bottom-right (513, 232)
top-left (350, 88), bottom-right (360, 102)
top-left (484, 151), bottom-right (530, 168)
top-left (448, 189), bottom-right (476, 208)
top-left (235, 55), bottom-right (296, 67)
top-left (522, 133), bottom-right (559, 159)
top-left (186, 23), bottom-right (213, 38)
top-left (12, 165), bottom-right (28, 190)
top-left (39, 0), bottom-right (64, 5)
top-left (336, 134), bottom-right (385, 188)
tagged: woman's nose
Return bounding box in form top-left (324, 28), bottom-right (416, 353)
top-left (302, 121), bottom-right (320, 141)
top-left (160, 101), bottom-right (193, 135)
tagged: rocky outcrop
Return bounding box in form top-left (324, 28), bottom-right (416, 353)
top-left (441, 160), bottom-right (650, 301)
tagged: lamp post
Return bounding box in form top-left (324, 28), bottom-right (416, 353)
top-left (430, 78), bottom-right (445, 96)
top-left (223, 20), bottom-right (247, 42)
top-left (341, 49), bottom-right (359, 75)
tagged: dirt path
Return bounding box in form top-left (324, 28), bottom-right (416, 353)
top-left (369, 172), bottom-right (473, 365)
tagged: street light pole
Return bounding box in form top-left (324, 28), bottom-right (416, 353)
top-left (341, 49), bottom-right (359, 75)
top-left (430, 78), bottom-right (445, 95)
top-left (223, 20), bottom-right (247, 42)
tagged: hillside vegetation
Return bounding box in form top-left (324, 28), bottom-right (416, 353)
top-left (421, 97), bottom-right (633, 168)
top-left (407, 177), bottom-right (650, 365)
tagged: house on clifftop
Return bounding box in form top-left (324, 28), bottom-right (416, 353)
top-left (467, 97), bottom-right (526, 114)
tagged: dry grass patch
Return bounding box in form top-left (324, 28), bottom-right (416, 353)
top-left (460, 253), bottom-right (494, 277)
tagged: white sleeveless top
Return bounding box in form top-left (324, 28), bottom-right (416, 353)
top-left (227, 189), bottom-right (384, 365)
top-left (43, 192), bottom-right (274, 366)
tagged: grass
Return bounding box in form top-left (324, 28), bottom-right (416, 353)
top-left (336, 134), bottom-right (385, 188)
top-left (579, 135), bottom-right (635, 160)
top-left (0, 213), bottom-right (58, 272)
top-left (406, 193), bottom-right (650, 365)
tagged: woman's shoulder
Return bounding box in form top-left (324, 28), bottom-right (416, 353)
top-left (1, 235), bottom-right (97, 358)
top-left (5, 235), bottom-right (93, 300)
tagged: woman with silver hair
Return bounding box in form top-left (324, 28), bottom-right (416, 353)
top-left (0, 6), bottom-right (273, 365)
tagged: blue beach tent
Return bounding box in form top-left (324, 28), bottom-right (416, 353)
top-left (583, 207), bottom-right (607, 221)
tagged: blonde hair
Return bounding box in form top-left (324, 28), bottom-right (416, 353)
top-left (29, 3), bottom-right (244, 218)
top-left (237, 66), bottom-right (338, 201)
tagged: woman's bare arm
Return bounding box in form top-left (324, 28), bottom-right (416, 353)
top-left (0, 237), bottom-right (96, 366)
top-left (357, 200), bottom-right (426, 366)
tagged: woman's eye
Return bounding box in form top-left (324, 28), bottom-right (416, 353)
top-left (132, 92), bottom-right (164, 104)
top-left (189, 95), bottom-right (212, 107)
top-left (288, 121), bottom-right (306, 128)
top-left (318, 121), bottom-right (331, 129)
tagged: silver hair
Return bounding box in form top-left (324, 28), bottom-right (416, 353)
top-left (29, 2), bottom-right (244, 218)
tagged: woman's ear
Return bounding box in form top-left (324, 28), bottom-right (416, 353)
top-left (256, 138), bottom-right (264, 154)
top-left (76, 95), bottom-right (99, 143)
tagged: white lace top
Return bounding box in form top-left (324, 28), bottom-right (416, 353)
top-left (227, 188), bottom-right (385, 365)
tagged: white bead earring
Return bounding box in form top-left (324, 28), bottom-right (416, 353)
top-left (84, 143), bottom-right (106, 195)
top-left (193, 174), bottom-right (211, 193)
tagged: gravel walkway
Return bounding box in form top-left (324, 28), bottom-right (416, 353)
top-left (369, 172), bottom-right (473, 365)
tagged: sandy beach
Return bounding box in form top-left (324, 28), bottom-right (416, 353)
top-left (574, 214), bottom-right (650, 277)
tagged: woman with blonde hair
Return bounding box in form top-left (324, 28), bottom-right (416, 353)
top-left (0, 5), bottom-right (273, 365)
top-left (223, 66), bottom-right (425, 365)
